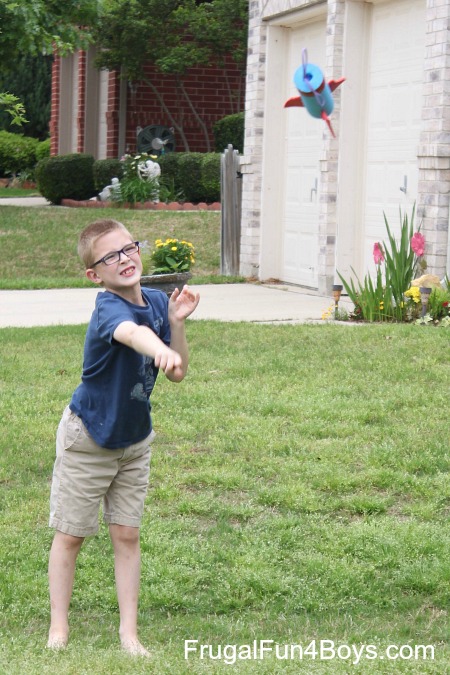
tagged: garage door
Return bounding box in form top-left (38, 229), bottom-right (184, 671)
top-left (282, 21), bottom-right (326, 288)
top-left (363, 0), bottom-right (426, 274)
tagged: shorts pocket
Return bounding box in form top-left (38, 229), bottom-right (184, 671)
top-left (56, 407), bottom-right (86, 454)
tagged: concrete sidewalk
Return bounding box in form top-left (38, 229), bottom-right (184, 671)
top-left (0, 196), bottom-right (347, 326)
top-left (0, 196), bottom-right (51, 207)
top-left (0, 284), bottom-right (344, 328)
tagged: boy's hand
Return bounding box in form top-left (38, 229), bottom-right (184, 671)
top-left (154, 346), bottom-right (184, 379)
top-left (169, 285), bottom-right (200, 322)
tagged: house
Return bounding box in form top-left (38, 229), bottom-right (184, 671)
top-left (240, 0), bottom-right (450, 294)
top-left (49, 47), bottom-right (245, 159)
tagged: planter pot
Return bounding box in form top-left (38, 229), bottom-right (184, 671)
top-left (140, 271), bottom-right (192, 297)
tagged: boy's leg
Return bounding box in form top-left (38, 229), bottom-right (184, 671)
top-left (48, 531), bottom-right (84, 648)
top-left (109, 524), bottom-right (150, 657)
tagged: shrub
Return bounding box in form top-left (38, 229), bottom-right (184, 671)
top-left (200, 153), bottom-right (221, 203)
top-left (213, 112), bottom-right (244, 153)
top-left (35, 138), bottom-right (51, 162)
top-left (93, 158), bottom-right (124, 193)
top-left (177, 153), bottom-right (204, 203)
top-left (157, 152), bottom-right (181, 187)
top-left (0, 130), bottom-right (39, 177)
top-left (35, 153), bottom-right (96, 205)
top-left (160, 152), bottom-right (220, 203)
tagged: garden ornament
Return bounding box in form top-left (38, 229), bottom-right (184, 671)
top-left (284, 49), bottom-right (345, 137)
top-left (99, 177), bottom-right (122, 201)
top-left (137, 159), bottom-right (161, 182)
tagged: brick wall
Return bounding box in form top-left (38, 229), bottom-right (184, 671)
top-left (77, 51), bottom-right (86, 154)
top-left (51, 50), bottom-right (245, 159)
top-left (106, 71), bottom-right (121, 159)
top-left (49, 55), bottom-right (60, 157)
top-left (124, 59), bottom-right (244, 154)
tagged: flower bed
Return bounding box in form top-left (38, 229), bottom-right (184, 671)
top-left (61, 198), bottom-right (220, 210)
top-left (332, 206), bottom-right (450, 326)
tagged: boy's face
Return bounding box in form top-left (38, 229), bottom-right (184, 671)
top-left (86, 230), bottom-right (143, 295)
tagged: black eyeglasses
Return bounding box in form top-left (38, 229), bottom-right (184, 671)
top-left (91, 242), bottom-right (140, 267)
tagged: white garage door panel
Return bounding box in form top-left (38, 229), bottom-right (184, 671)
top-left (363, 0), bottom-right (425, 276)
top-left (282, 21), bottom-right (326, 288)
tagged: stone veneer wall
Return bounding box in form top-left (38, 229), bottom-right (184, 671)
top-left (241, 0), bottom-right (449, 284)
top-left (318, 0), bottom-right (345, 294)
top-left (417, 0), bottom-right (450, 278)
top-left (240, 0), bottom-right (344, 288)
top-left (239, 0), bottom-right (269, 278)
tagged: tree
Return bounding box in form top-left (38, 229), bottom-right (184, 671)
top-left (0, 93), bottom-right (27, 126)
top-left (0, 0), bottom-right (98, 70)
top-left (0, 0), bottom-right (98, 126)
top-left (0, 55), bottom-right (52, 139)
top-left (94, 0), bottom-right (248, 151)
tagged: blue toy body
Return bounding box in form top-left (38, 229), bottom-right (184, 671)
top-left (285, 49), bottom-right (345, 136)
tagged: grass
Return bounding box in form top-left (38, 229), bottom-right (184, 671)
top-left (0, 186), bottom-right (41, 198)
top-left (0, 321), bottom-right (448, 673)
top-left (0, 203), bottom-right (244, 289)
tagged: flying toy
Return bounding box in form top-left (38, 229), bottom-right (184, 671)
top-left (284, 49), bottom-right (345, 137)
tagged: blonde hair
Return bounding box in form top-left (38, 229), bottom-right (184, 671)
top-left (78, 219), bottom-right (133, 268)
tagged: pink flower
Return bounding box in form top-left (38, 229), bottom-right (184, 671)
top-left (411, 232), bottom-right (425, 257)
top-left (373, 242), bottom-right (384, 265)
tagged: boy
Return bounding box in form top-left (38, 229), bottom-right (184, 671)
top-left (47, 219), bottom-right (200, 656)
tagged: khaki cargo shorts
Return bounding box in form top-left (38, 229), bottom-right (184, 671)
top-left (49, 406), bottom-right (154, 537)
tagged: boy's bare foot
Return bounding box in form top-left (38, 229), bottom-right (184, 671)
top-left (121, 637), bottom-right (151, 657)
top-left (47, 632), bottom-right (68, 650)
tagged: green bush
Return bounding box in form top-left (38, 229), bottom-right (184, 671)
top-left (0, 130), bottom-right (39, 177)
top-left (213, 112), bottom-right (244, 153)
top-left (157, 152), bottom-right (181, 187)
top-left (35, 153), bottom-right (96, 205)
top-left (35, 138), bottom-right (51, 162)
top-left (93, 158), bottom-right (124, 193)
top-left (200, 153), bottom-right (221, 203)
top-left (177, 153), bottom-right (204, 203)
top-left (159, 152), bottom-right (220, 203)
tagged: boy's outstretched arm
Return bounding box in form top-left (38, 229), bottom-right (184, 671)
top-left (113, 321), bottom-right (185, 381)
top-left (167, 285), bottom-right (200, 382)
top-left (112, 286), bottom-right (199, 383)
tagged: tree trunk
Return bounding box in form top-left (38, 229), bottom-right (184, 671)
top-left (178, 79), bottom-right (211, 152)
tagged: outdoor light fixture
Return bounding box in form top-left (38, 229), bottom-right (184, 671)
top-left (332, 284), bottom-right (343, 319)
top-left (419, 286), bottom-right (432, 317)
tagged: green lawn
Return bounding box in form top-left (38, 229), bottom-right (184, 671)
top-left (0, 186), bottom-right (41, 198)
top-left (0, 321), bottom-right (448, 674)
top-left (0, 204), bottom-right (229, 289)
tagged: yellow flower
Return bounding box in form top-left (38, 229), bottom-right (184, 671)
top-left (171, 246), bottom-right (177, 251)
top-left (405, 287), bottom-right (421, 303)
top-left (321, 304), bottom-right (334, 320)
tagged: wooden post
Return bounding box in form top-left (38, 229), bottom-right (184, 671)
top-left (220, 144), bottom-right (242, 276)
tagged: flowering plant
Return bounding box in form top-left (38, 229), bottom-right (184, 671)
top-left (338, 206), bottom-right (427, 322)
top-left (144, 238), bottom-right (195, 275)
top-left (113, 153), bottom-right (160, 205)
top-left (404, 285), bottom-right (422, 321)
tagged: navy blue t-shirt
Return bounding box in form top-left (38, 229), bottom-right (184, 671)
top-left (70, 287), bottom-right (171, 449)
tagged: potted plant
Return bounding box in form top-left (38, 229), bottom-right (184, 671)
top-left (140, 237), bottom-right (195, 295)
